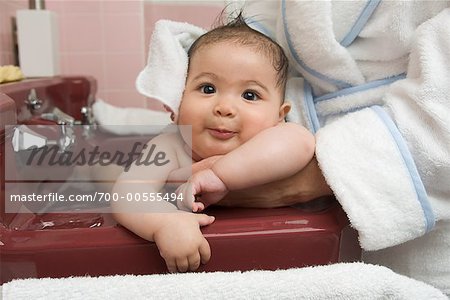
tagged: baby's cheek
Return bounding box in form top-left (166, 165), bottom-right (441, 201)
top-left (241, 128), bottom-right (265, 144)
top-left (244, 118), bottom-right (278, 143)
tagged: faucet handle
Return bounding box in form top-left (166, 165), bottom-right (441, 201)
top-left (11, 125), bottom-right (55, 152)
top-left (80, 105), bottom-right (94, 125)
top-left (25, 89), bottom-right (43, 113)
top-left (11, 124), bottom-right (74, 153)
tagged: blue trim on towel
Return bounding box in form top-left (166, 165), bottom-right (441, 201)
top-left (371, 106), bottom-right (435, 233)
top-left (314, 73), bottom-right (406, 103)
top-left (281, 0), bottom-right (352, 89)
top-left (340, 0), bottom-right (382, 47)
top-left (304, 82), bottom-right (320, 133)
top-left (245, 17), bottom-right (273, 39)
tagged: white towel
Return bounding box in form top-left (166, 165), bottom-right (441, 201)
top-left (2, 263), bottom-right (447, 299)
top-left (136, 20), bottom-right (206, 115)
top-left (92, 99), bottom-right (171, 135)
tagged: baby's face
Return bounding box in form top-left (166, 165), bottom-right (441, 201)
top-left (177, 42), bottom-right (289, 160)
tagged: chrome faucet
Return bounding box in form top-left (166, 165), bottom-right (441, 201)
top-left (58, 124), bottom-right (75, 152)
top-left (41, 107), bottom-right (75, 125)
top-left (24, 88), bottom-right (76, 125)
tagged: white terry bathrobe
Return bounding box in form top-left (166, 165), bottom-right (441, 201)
top-left (240, 0), bottom-right (450, 295)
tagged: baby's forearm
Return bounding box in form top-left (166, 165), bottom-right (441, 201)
top-left (112, 211), bottom-right (177, 242)
top-left (111, 170), bottom-right (179, 241)
top-left (111, 181), bottom-right (179, 241)
top-left (212, 123), bottom-right (315, 190)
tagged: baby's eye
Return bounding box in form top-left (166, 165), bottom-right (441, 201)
top-left (201, 85), bottom-right (216, 94)
top-left (242, 91), bottom-right (259, 101)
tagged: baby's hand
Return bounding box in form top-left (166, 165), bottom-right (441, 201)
top-left (176, 169), bottom-right (228, 212)
top-left (153, 212), bottom-right (215, 273)
top-left (176, 181), bottom-right (205, 212)
top-left (167, 155), bottom-right (223, 184)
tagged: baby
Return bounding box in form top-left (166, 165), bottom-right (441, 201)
top-left (112, 15), bottom-right (315, 273)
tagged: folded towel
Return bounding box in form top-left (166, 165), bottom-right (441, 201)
top-left (2, 263), bottom-right (447, 300)
top-left (92, 99), bottom-right (171, 135)
top-left (136, 20), bottom-right (206, 115)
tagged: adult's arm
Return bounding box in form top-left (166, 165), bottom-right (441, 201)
top-left (218, 156), bottom-right (332, 208)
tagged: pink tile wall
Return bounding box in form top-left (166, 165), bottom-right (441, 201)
top-left (1, 1), bottom-right (224, 109)
top-left (0, 0), bottom-right (28, 66)
top-left (46, 0), bottom-right (146, 107)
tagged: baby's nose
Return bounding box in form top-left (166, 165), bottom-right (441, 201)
top-left (214, 98), bottom-right (236, 117)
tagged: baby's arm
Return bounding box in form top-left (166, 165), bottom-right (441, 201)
top-left (112, 133), bottom-right (181, 218)
top-left (111, 133), bottom-right (215, 272)
top-left (213, 123), bottom-right (314, 190)
top-left (178, 123), bottom-right (315, 210)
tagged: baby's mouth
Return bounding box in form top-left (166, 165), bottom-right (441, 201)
top-left (207, 128), bottom-right (237, 140)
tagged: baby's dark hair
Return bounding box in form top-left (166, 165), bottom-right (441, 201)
top-left (187, 13), bottom-right (288, 93)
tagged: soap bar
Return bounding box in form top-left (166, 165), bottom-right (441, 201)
top-left (16, 9), bottom-right (60, 77)
top-left (0, 65), bottom-right (24, 83)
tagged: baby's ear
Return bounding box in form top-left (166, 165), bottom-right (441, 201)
top-left (163, 105), bottom-right (177, 122)
top-left (278, 102), bottom-right (291, 122)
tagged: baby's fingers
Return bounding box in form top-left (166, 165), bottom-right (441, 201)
top-left (199, 238), bottom-right (211, 265)
top-left (165, 258), bottom-right (178, 274)
top-left (192, 201), bottom-right (205, 213)
top-left (175, 257), bottom-right (189, 273)
top-left (195, 214), bottom-right (215, 226)
top-left (187, 252), bottom-right (201, 271)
